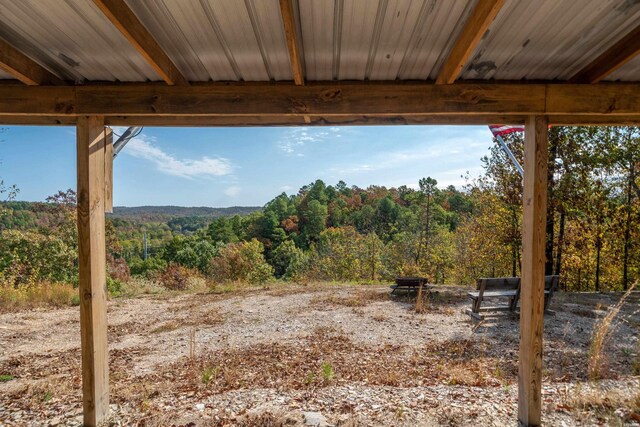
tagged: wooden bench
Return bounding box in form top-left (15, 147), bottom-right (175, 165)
top-left (466, 277), bottom-right (520, 321)
top-left (390, 277), bottom-right (431, 295)
top-left (466, 275), bottom-right (559, 321)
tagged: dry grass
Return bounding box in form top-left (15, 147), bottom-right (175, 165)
top-left (560, 385), bottom-right (640, 424)
top-left (141, 326), bottom-right (509, 399)
top-left (415, 285), bottom-right (426, 313)
top-left (119, 276), bottom-right (166, 297)
top-left (372, 313), bottom-right (388, 322)
top-left (588, 283), bottom-right (637, 380)
top-left (263, 281), bottom-right (327, 297)
top-left (0, 281), bottom-right (77, 312)
top-left (309, 288), bottom-right (389, 309)
top-left (151, 310), bottom-right (224, 335)
top-left (150, 320), bottom-right (181, 334)
top-left (234, 410), bottom-right (299, 427)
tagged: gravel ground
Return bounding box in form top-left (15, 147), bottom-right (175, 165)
top-left (0, 284), bottom-right (638, 426)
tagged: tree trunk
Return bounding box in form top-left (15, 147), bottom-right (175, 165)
top-left (545, 210), bottom-right (554, 275)
top-left (545, 134), bottom-right (558, 275)
top-left (595, 234), bottom-right (602, 292)
top-left (512, 242), bottom-right (518, 277)
top-left (623, 163), bottom-right (634, 291)
top-left (578, 268), bottom-right (581, 292)
top-left (424, 194), bottom-right (432, 258)
top-left (370, 235), bottom-right (378, 282)
top-left (415, 222), bottom-right (423, 264)
top-left (511, 206), bottom-right (518, 277)
top-left (555, 209), bottom-right (565, 287)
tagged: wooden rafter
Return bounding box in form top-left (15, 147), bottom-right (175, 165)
top-left (279, 0), bottom-right (305, 85)
top-left (0, 82), bottom-right (639, 119)
top-left (569, 23), bottom-right (640, 83)
top-left (436, 0), bottom-right (506, 84)
top-left (92, 0), bottom-right (188, 86)
top-left (0, 37), bottom-right (63, 85)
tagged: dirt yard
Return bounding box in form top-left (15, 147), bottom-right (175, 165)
top-left (0, 284), bottom-right (638, 426)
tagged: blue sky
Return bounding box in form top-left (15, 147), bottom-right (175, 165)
top-left (0, 125), bottom-right (493, 207)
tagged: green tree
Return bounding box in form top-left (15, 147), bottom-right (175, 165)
top-left (300, 199), bottom-right (328, 246)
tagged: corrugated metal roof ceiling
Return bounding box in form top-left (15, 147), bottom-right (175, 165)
top-left (124, 0), bottom-right (292, 82)
top-left (0, 0), bottom-right (638, 83)
top-left (605, 54), bottom-right (640, 82)
top-left (0, 0), bottom-right (158, 82)
top-left (298, 0), bottom-right (477, 81)
top-left (461, 0), bottom-right (640, 81)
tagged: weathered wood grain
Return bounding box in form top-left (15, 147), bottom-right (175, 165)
top-left (436, 0), bottom-right (506, 84)
top-left (104, 127), bottom-right (113, 213)
top-left (519, 115), bottom-right (549, 427)
top-left (0, 83), bottom-right (638, 123)
top-left (570, 23), bottom-right (640, 83)
top-left (0, 37), bottom-right (64, 86)
top-left (93, 0), bottom-right (188, 86)
top-left (76, 116), bottom-right (109, 427)
top-left (279, 0), bottom-right (305, 85)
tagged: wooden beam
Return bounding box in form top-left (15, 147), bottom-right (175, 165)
top-left (103, 113), bottom-right (527, 127)
top-left (0, 115), bottom-right (76, 125)
top-left (546, 83), bottom-right (640, 115)
top-left (104, 114), bottom-right (640, 127)
top-left (77, 116), bottom-right (109, 427)
top-left (569, 23), bottom-right (640, 83)
top-left (435, 0), bottom-right (505, 84)
top-left (279, 0), bottom-right (305, 85)
top-left (0, 37), bottom-right (63, 86)
top-left (548, 115), bottom-right (640, 126)
top-left (104, 127), bottom-right (113, 213)
top-left (4, 113), bottom-right (640, 127)
top-left (519, 115), bottom-right (549, 427)
top-left (0, 83), bottom-right (639, 119)
top-left (92, 0), bottom-right (188, 86)
top-left (74, 83), bottom-right (547, 116)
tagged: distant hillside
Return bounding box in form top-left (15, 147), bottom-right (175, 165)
top-left (108, 205), bottom-right (261, 219)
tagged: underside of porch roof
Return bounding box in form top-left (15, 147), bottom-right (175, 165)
top-left (0, 0), bottom-right (638, 86)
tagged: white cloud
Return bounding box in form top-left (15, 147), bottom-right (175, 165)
top-left (280, 185), bottom-right (293, 192)
top-left (124, 135), bottom-right (233, 179)
top-left (224, 186), bottom-right (241, 197)
top-left (277, 127), bottom-right (340, 155)
top-left (334, 136), bottom-right (484, 176)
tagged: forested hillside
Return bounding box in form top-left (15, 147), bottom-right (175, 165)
top-left (1, 126), bottom-right (638, 307)
top-left (109, 205), bottom-right (260, 220)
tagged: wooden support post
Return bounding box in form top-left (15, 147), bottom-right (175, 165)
top-left (77, 116), bottom-right (109, 426)
top-left (104, 127), bottom-right (113, 213)
top-left (519, 115), bottom-right (549, 426)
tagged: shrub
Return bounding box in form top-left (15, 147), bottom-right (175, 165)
top-left (588, 283), bottom-right (636, 379)
top-left (129, 256), bottom-right (166, 277)
top-left (310, 227), bottom-right (361, 281)
top-left (160, 236), bottom-right (219, 273)
top-left (107, 254), bottom-right (130, 283)
top-left (118, 276), bottom-right (165, 297)
top-left (106, 276), bottom-right (124, 297)
top-left (321, 362), bottom-right (334, 383)
top-left (0, 279), bottom-right (76, 311)
top-left (0, 230), bottom-right (76, 285)
top-left (159, 263), bottom-right (192, 291)
top-left (305, 227), bottom-right (386, 282)
top-left (209, 239), bottom-right (274, 284)
top-left (270, 239), bottom-right (306, 279)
